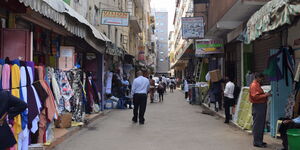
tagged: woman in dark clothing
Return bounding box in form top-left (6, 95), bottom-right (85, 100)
top-left (0, 91), bottom-right (27, 150)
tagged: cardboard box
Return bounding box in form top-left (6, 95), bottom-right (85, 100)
top-left (54, 113), bottom-right (72, 128)
top-left (58, 46), bottom-right (75, 71)
top-left (209, 69), bottom-right (222, 82)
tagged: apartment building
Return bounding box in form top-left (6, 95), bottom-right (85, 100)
top-left (155, 12), bottom-right (169, 76)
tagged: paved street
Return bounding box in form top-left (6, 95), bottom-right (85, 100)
top-left (54, 90), bottom-right (281, 150)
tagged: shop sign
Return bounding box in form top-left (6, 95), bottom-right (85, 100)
top-left (182, 17), bottom-right (204, 39)
top-left (101, 10), bottom-right (129, 26)
top-left (195, 39), bottom-right (224, 57)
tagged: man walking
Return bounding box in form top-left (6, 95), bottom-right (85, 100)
top-left (223, 77), bottom-right (235, 124)
top-left (131, 71), bottom-right (150, 125)
top-left (249, 73), bottom-right (271, 148)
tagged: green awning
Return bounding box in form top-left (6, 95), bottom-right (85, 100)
top-left (245, 0), bottom-right (300, 44)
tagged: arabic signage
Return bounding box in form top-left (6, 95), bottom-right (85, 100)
top-left (101, 10), bottom-right (129, 26)
top-left (195, 39), bottom-right (224, 57)
top-left (182, 17), bottom-right (204, 39)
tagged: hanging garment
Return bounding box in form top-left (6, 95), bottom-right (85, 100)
top-left (10, 64), bottom-right (22, 150)
top-left (27, 66), bottom-right (42, 134)
top-left (105, 72), bottom-right (113, 94)
top-left (58, 71), bottom-right (73, 112)
top-left (2, 64), bottom-right (10, 90)
top-left (35, 66), bottom-right (58, 143)
top-left (263, 56), bottom-right (283, 81)
top-left (18, 66), bottom-right (29, 150)
top-left (67, 69), bottom-right (84, 122)
top-left (85, 77), bottom-right (96, 113)
top-left (46, 67), bottom-right (61, 114)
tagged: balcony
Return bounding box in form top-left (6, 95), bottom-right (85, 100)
top-left (206, 0), bottom-right (270, 38)
top-left (128, 0), bottom-right (142, 33)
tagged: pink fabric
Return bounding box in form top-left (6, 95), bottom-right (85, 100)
top-left (2, 64), bottom-right (11, 90)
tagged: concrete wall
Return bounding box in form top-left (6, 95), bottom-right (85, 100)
top-left (207, 0), bottom-right (238, 30)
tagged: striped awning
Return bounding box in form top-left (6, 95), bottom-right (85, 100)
top-left (18, 0), bottom-right (111, 53)
top-left (245, 0), bottom-right (300, 44)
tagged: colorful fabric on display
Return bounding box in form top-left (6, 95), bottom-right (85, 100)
top-left (19, 66), bottom-right (29, 150)
top-left (86, 78), bottom-right (96, 114)
top-left (27, 66), bottom-right (42, 134)
top-left (67, 69), bottom-right (84, 122)
top-left (46, 68), bottom-right (61, 114)
top-left (263, 56), bottom-right (282, 81)
top-left (57, 71), bottom-right (73, 112)
top-left (2, 64), bottom-right (10, 90)
top-left (35, 66), bottom-right (58, 143)
top-left (11, 63), bottom-right (21, 150)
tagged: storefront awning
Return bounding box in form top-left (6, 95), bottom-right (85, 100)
top-left (245, 0), bottom-right (300, 44)
top-left (19, 0), bottom-right (111, 53)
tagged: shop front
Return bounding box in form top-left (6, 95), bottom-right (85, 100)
top-left (232, 0), bottom-right (300, 137)
top-left (0, 0), bottom-right (110, 149)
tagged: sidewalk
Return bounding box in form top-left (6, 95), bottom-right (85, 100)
top-left (42, 110), bottom-right (111, 150)
top-left (198, 97), bottom-right (282, 149)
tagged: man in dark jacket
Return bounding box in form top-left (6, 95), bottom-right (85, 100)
top-left (0, 91), bottom-right (27, 150)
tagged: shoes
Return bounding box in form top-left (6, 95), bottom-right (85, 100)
top-left (253, 144), bottom-right (267, 148)
top-left (139, 122), bottom-right (144, 125)
top-left (132, 118), bottom-right (137, 123)
top-left (224, 120), bottom-right (229, 124)
top-left (262, 142), bottom-right (267, 146)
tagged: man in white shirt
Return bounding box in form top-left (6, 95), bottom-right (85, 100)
top-left (223, 77), bottom-right (235, 123)
top-left (131, 70), bottom-right (150, 124)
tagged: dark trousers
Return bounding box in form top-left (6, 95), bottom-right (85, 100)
top-left (185, 92), bottom-right (189, 99)
top-left (279, 121), bottom-right (300, 150)
top-left (252, 103), bottom-right (267, 145)
top-left (224, 97), bottom-right (234, 122)
top-left (133, 94), bottom-right (147, 123)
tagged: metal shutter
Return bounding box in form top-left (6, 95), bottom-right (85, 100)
top-left (253, 34), bottom-right (281, 73)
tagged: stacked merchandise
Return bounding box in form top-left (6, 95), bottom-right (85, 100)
top-left (1, 59), bottom-right (101, 149)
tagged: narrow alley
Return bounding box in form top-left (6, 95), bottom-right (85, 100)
top-left (54, 90), bottom-right (280, 150)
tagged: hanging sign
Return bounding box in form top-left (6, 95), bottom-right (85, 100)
top-left (101, 10), bottom-right (129, 26)
top-left (195, 39), bottom-right (224, 57)
top-left (182, 17), bottom-right (204, 39)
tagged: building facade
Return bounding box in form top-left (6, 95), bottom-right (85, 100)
top-left (155, 12), bottom-right (169, 76)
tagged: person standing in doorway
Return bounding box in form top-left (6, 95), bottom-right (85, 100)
top-left (249, 73), bottom-right (271, 148)
top-left (223, 77), bottom-right (235, 123)
top-left (149, 75), bottom-right (156, 103)
top-left (131, 71), bottom-right (150, 125)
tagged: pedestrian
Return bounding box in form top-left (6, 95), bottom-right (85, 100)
top-left (131, 70), bottom-right (150, 125)
top-left (184, 77), bottom-right (189, 101)
top-left (210, 79), bottom-right (223, 112)
top-left (223, 77), bottom-right (235, 123)
top-left (249, 73), bottom-right (272, 148)
top-left (0, 91), bottom-right (27, 150)
top-left (170, 78), bottom-right (175, 93)
top-left (157, 78), bottom-right (165, 102)
top-left (149, 75), bottom-right (156, 103)
top-left (279, 116), bottom-right (300, 150)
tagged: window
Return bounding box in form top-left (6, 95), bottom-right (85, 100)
top-left (160, 58), bottom-right (164, 62)
top-left (160, 23), bottom-right (164, 26)
top-left (160, 38), bottom-right (164, 40)
top-left (160, 52), bottom-right (164, 54)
